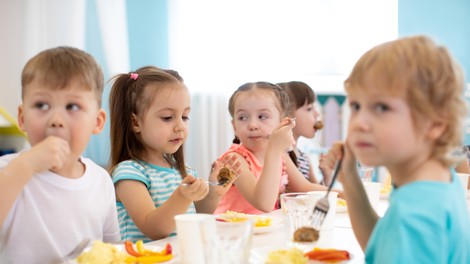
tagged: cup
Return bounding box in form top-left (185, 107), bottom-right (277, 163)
top-left (280, 192), bottom-right (318, 248)
top-left (363, 182), bottom-right (381, 211)
top-left (307, 191), bottom-right (338, 230)
top-left (174, 213), bottom-right (214, 264)
top-left (456, 173), bottom-right (469, 191)
top-left (200, 217), bottom-right (253, 264)
top-left (358, 166), bottom-right (374, 182)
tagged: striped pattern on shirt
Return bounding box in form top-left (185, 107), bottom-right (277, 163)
top-left (112, 160), bottom-right (197, 242)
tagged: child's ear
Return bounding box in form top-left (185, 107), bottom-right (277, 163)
top-left (131, 113), bottom-right (141, 133)
top-left (92, 109), bottom-right (106, 134)
top-left (231, 119), bottom-right (237, 135)
top-left (17, 105), bottom-right (26, 132)
top-left (426, 118), bottom-right (447, 140)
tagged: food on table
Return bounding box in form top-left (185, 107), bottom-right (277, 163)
top-left (313, 120), bottom-right (324, 130)
top-left (217, 166), bottom-right (235, 187)
top-left (76, 240), bottom-right (129, 264)
top-left (304, 247), bottom-right (350, 262)
top-left (336, 198), bottom-right (347, 207)
top-left (76, 240), bottom-right (173, 264)
top-left (293, 226), bottom-right (320, 243)
top-left (219, 210), bottom-right (272, 227)
top-left (265, 247), bottom-right (308, 264)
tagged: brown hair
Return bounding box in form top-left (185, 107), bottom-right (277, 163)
top-left (21, 46), bottom-right (104, 106)
top-left (277, 81), bottom-right (316, 113)
top-left (345, 35), bottom-right (467, 166)
top-left (108, 66), bottom-right (189, 177)
top-left (228, 81), bottom-right (290, 144)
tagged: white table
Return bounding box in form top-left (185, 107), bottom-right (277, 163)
top-left (147, 200), bottom-right (391, 264)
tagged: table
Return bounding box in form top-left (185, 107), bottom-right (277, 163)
top-left (147, 199), bottom-right (392, 264)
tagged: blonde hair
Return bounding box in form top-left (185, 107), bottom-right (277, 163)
top-left (345, 35), bottom-right (467, 166)
top-left (21, 46), bottom-right (104, 106)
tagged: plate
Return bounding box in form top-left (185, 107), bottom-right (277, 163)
top-left (250, 245), bottom-right (353, 264)
top-left (254, 216), bottom-right (284, 234)
top-left (73, 242), bottom-right (170, 263)
top-left (380, 192), bottom-right (390, 200)
top-left (217, 213), bottom-right (284, 234)
top-left (336, 198), bottom-right (348, 213)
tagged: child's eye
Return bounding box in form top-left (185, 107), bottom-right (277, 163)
top-left (258, 115), bottom-right (268, 120)
top-left (349, 102), bottom-right (360, 112)
top-left (66, 104), bottom-right (80, 111)
top-left (182, 116), bottom-right (190, 121)
top-left (34, 102), bottom-right (49, 110)
top-left (237, 116), bottom-right (247, 121)
top-left (162, 116), bottom-right (173, 121)
top-left (374, 103), bottom-right (389, 113)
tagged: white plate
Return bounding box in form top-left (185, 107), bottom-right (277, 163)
top-left (73, 243), bottom-right (169, 263)
top-left (380, 192), bottom-right (390, 200)
top-left (254, 216), bottom-right (284, 234)
top-left (336, 205), bottom-right (348, 213)
top-left (250, 245), bottom-right (353, 264)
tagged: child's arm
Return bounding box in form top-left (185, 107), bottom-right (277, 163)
top-left (284, 155), bottom-right (326, 192)
top-left (234, 118), bottom-right (295, 212)
top-left (326, 141), bottom-right (379, 250)
top-left (0, 136), bottom-right (70, 226)
top-left (306, 158), bottom-right (319, 184)
top-left (195, 155), bottom-right (241, 213)
top-left (115, 175), bottom-right (208, 240)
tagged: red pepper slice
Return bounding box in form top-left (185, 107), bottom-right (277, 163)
top-left (124, 240), bottom-right (142, 257)
top-left (163, 243), bottom-right (172, 255)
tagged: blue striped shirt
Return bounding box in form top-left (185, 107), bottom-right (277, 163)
top-left (112, 160), bottom-right (197, 242)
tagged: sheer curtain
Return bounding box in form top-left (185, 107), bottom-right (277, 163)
top-left (168, 0), bottom-right (398, 178)
top-left (0, 0), bottom-right (129, 166)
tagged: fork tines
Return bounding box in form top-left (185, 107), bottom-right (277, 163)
top-left (311, 198), bottom-right (329, 230)
top-left (311, 158), bottom-right (342, 230)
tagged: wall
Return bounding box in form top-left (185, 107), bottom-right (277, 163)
top-left (398, 0), bottom-right (470, 144)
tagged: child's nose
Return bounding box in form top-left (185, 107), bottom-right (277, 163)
top-left (48, 110), bottom-right (65, 128)
top-left (248, 120), bottom-right (259, 130)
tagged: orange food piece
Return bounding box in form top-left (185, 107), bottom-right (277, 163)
top-left (305, 248), bottom-right (350, 262)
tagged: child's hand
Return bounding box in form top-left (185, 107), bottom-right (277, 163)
top-left (209, 154), bottom-right (241, 196)
top-left (268, 117), bottom-right (296, 152)
top-left (321, 141), bottom-right (357, 184)
top-left (179, 175), bottom-right (209, 202)
top-left (22, 136), bottom-right (70, 174)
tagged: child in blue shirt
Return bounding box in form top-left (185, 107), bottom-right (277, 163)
top-left (324, 35), bottom-right (470, 263)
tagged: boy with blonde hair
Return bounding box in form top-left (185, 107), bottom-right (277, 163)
top-left (0, 47), bottom-right (120, 263)
top-left (324, 36), bottom-right (470, 263)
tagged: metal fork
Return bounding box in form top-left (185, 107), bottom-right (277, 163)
top-left (181, 181), bottom-right (224, 186)
top-left (311, 158), bottom-right (343, 229)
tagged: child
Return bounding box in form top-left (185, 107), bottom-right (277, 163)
top-left (0, 47), bottom-right (120, 263)
top-left (215, 82), bottom-right (334, 215)
top-left (108, 66), bottom-right (239, 242)
top-left (324, 36), bottom-right (470, 263)
top-left (277, 81), bottom-right (328, 184)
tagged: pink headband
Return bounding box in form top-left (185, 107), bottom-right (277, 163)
top-left (130, 73), bottom-right (138, 80)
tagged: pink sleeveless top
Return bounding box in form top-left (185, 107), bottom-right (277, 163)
top-left (214, 144), bottom-right (289, 215)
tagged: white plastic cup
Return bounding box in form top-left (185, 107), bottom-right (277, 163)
top-left (456, 173), bottom-right (469, 191)
top-left (363, 182), bottom-right (381, 212)
top-left (174, 213), bottom-right (213, 264)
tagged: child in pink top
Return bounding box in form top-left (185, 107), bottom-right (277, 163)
top-left (215, 82), bottom-right (333, 214)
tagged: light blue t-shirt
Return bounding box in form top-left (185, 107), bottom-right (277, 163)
top-left (365, 170), bottom-right (470, 263)
top-left (112, 160), bottom-right (198, 242)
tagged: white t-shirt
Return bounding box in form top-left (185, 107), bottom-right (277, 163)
top-left (0, 153), bottom-right (121, 264)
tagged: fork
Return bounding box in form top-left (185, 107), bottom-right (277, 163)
top-left (181, 181), bottom-right (224, 186)
top-left (311, 158), bottom-right (343, 230)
